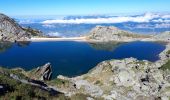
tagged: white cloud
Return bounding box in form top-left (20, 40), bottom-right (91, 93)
top-left (153, 19), bottom-right (170, 23)
top-left (42, 13), bottom-right (159, 24)
top-left (162, 15), bottom-right (170, 19)
top-left (47, 32), bottom-right (61, 36)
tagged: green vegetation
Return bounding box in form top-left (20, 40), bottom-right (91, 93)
top-left (0, 67), bottom-right (27, 79)
top-left (120, 31), bottom-right (150, 38)
top-left (0, 67), bottom-right (68, 100)
top-left (89, 42), bottom-right (122, 51)
top-left (23, 27), bottom-right (42, 36)
top-left (160, 60), bottom-right (170, 71)
top-left (48, 78), bottom-right (70, 88)
top-left (94, 80), bottom-right (102, 85)
top-left (70, 93), bottom-right (104, 100)
top-left (167, 50), bottom-right (170, 55)
top-left (0, 74), bottom-right (50, 99)
top-left (70, 93), bottom-right (89, 100)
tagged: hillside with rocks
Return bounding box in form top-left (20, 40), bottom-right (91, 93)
top-left (0, 13), bottom-right (42, 42)
top-left (87, 26), bottom-right (150, 42)
top-left (0, 63), bottom-right (68, 99)
top-left (154, 31), bottom-right (170, 41)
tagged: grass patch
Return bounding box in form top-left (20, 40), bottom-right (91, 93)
top-left (48, 78), bottom-right (70, 87)
top-left (167, 50), bottom-right (170, 55)
top-left (160, 60), bottom-right (170, 71)
top-left (0, 67), bottom-right (68, 99)
top-left (94, 80), bottom-right (103, 85)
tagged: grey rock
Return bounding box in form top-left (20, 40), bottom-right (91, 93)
top-left (154, 31), bottom-right (170, 41)
top-left (73, 80), bottom-right (103, 97)
top-left (40, 63), bottom-right (52, 80)
top-left (35, 62), bottom-right (52, 80)
top-left (87, 26), bottom-right (145, 42)
top-left (63, 56), bottom-right (170, 99)
top-left (0, 13), bottom-right (31, 42)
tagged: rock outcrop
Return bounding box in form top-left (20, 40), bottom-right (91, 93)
top-left (57, 57), bottom-right (170, 100)
top-left (55, 42), bottom-right (170, 100)
top-left (0, 66), bottom-right (67, 99)
top-left (29, 63), bottom-right (52, 80)
top-left (154, 31), bottom-right (170, 41)
top-left (0, 13), bottom-right (31, 42)
top-left (87, 26), bottom-right (149, 42)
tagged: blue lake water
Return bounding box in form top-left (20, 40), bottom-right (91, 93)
top-left (0, 41), bottom-right (166, 77)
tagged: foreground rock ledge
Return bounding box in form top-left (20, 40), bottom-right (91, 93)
top-left (56, 57), bottom-right (170, 100)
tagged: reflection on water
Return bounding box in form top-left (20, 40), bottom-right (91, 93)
top-left (88, 42), bottom-right (123, 51)
top-left (0, 42), bottom-right (13, 53)
top-left (16, 41), bottom-right (31, 47)
top-left (0, 41), bottom-right (165, 77)
top-left (0, 41), bottom-right (30, 53)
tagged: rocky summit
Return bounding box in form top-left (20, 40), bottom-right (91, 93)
top-left (87, 26), bottom-right (149, 42)
top-left (0, 13), bottom-right (31, 42)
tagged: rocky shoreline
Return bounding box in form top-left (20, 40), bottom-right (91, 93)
top-left (54, 41), bottom-right (170, 100)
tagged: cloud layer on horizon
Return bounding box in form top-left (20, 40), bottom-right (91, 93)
top-left (42, 13), bottom-right (170, 24)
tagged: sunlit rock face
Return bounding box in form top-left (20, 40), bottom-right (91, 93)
top-left (0, 13), bottom-right (30, 42)
top-left (28, 63), bottom-right (53, 81)
top-left (154, 31), bottom-right (170, 41)
top-left (57, 57), bottom-right (170, 100)
top-left (87, 26), bottom-right (146, 42)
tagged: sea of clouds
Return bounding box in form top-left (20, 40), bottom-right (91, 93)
top-left (41, 13), bottom-right (170, 24)
top-left (17, 13), bottom-right (170, 36)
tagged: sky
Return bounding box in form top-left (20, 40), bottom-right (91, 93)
top-left (0, 0), bottom-right (170, 16)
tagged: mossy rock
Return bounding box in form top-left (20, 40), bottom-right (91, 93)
top-left (167, 50), bottom-right (170, 55)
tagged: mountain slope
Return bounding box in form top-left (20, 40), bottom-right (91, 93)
top-left (0, 13), bottom-right (31, 42)
top-left (87, 26), bottom-right (150, 42)
top-left (154, 31), bottom-right (170, 41)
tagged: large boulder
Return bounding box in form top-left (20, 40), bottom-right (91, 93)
top-left (0, 13), bottom-right (31, 42)
top-left (29, 63), bottom-right (53, 81)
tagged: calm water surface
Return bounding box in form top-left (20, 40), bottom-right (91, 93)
top-left (0, 41), bottom-right (166, 77)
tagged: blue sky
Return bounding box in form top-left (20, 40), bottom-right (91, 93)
top-left (0, 0), bottom-right (170, 16)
